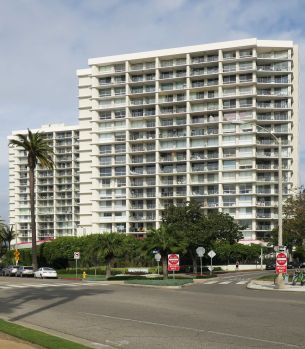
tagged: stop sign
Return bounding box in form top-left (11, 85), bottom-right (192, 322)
top-left (168, 254), bottom-right (180, 271)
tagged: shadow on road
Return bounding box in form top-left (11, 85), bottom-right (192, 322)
top-left (0, 285), bottom-right (113, 322)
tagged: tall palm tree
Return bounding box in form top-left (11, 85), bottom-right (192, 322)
top-left (9, 129), bottom-right (54, 270)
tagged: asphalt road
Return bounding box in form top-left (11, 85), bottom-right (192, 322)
top-left (0, 273), bottom-right (304, 349)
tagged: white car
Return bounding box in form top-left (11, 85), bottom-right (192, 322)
top-left (34, 267), bottom-right (58, 279)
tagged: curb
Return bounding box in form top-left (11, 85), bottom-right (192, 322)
top-left (247, 280), bottom-right (305, 292)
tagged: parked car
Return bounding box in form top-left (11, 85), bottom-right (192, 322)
top-left (266, 262), bottom-right (276, 270)
top-left (299, 262), bottom-right (305, 269)
top-left (16, 266), bottom-right (34, 277)
top-left (34, 267), bottom-right (58, 279)
top-left (2, 265), bottom-right (19, 276)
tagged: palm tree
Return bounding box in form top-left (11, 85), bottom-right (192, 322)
top-left (0, 224), bottom-right (16, 251)
top-left (100, 233), bottom-right (126, 279)
top-left (144, 225), bottom-right (187, 279)
top-left (9, 129), bottom-right (54, 270)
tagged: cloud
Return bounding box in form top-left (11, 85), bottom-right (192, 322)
top-left (0, 0), bottom-right (304, 219)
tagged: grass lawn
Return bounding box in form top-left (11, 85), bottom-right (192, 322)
top-left (0, 319), bottom-right (93, 349)
top-left (125, 278), bottom-right (193, 286)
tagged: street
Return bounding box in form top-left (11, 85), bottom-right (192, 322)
top-left (0, 273), bottom-right (304, 349)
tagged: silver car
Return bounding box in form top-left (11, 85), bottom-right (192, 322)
top-left (3, 265), bottom-right (19, 276)
top-left (16, 266), bottom-right (34, 277)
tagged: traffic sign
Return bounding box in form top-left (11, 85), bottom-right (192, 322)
top-left (208, 250), bottom-right (216, 259)
top-left (14, 249), bottom-right (20, 264)
top-left (74, 252), bottom-right (80, 260)
top-left (154, 253), bottom-right (161, 262)
top-left (208, 266), bottom-right (214, 271)
top-left (168, 254), bottom-right (180, 271)
top-left (276, 252), bottom-right (287, 274)
top-left (196, 247), bottom-right (205, 257)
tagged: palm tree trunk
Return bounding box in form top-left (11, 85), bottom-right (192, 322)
top-left (190, 250), bottom-right (198, 274)
top-left (162, 255), bottom-right (168, 279)
top-left (105, 257), bottom-right (112, 280)
top-left (29, 166), bottom-right (38, 270)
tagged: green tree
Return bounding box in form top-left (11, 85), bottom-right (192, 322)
top-left (283, 188), bottom-right (305, 247)
top-left (0, 224), bottom-right (16, 251)
top-left (9, 130), bottom-right (54, 270)
top-left (162, 201), bottom-right (243, 273)
top-left (144, 225), bottom-right (187, 278)
top-left (100, 233), bottom-right (127, 279)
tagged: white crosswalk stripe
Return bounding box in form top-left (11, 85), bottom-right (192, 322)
top-left (203, 279), bottom-right (249, 286)
top-left (236, 280), bottom-right (248, 285)
top-left (204, 280), bottom-right (219, 285)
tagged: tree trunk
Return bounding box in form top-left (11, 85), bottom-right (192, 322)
top-left (162, 255), bottom-right (168, 279)
top-left (190, 250), bottom-right (198, 274)
top-left (29, 165), bottom-right (38, 271)
top-left (105, 257), bottom-right (112, 280)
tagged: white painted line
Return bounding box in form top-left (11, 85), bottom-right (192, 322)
top-left (204, 281), bottom-right (219, 285)
top-left (79, 312), bottom-right (300, 348)
top-left (236, 280), bottom-right (248, 285)
top-left (6, 284), bottom-right (28, 288)
top-left (218, 281), bottom-right (232, 285)
top-left (0, 285), bottom-right (11, 289)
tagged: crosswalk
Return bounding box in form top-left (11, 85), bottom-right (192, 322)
top-left (203, 280), bottom-right (249, 285)
top-left (0, 282), bottom-right (109, 290)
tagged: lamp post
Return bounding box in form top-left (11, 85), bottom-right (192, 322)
top-left (231, 121), bottom-right (284, 288)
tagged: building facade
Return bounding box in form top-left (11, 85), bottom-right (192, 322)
top-left (77, 38), bottom-right (299, 243)
top-left (9, 38), bottom-right (299, 244)
top-left (9, 124), bottom-right (80, 242)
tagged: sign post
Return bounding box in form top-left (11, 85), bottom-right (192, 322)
top-left (74, 252), bottom-right (80, 278)
top-left (168, 254), bottom-right (180, 279)
top-left (208, 250), bottom-right (216, 276)
top-left (154, 253), bottom-right (161, 275)
top-left (196, 247), bottom-right (205, 276)
top-left (276, 251), bottom-right (287, 274)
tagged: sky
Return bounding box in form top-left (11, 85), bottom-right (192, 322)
top-left (0, 0), bottom-right (304, 221)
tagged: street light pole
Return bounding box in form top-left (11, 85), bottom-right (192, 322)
top-left (231, 121), bottom-right (285, 288)
top-left (275, 136), bottom-right (285, 289)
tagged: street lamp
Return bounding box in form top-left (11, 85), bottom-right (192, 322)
top-left (231, 121), bottom-right (285, 288)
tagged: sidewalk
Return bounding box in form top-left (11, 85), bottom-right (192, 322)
top-left (247, 280), bottom-right (305, 292)
top-left (0, 332), bottom-right (41, 349)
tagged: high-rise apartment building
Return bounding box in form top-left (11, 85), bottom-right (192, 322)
top-left (9, 124), bottom-right (80, 242)
top-left (9, 38), bottom-right (299, 244)
top-left (77, 38), bottom-right (298, 242)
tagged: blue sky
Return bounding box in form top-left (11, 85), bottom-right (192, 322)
top-left (0, 0), bottom-right (304, 221)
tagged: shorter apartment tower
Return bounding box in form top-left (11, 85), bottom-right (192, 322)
top-left (9, 124), bottom-right (80, 243)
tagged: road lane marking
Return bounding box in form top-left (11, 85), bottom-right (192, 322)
top-left (204, 281), bottom-right (219, 284)
top-left (218, 281), bottom-right (232, 284)
top-left (79, 311), bottom-right (301, 348)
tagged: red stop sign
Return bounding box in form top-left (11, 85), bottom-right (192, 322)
top-left (276, 252), bottom-right (287, 266)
